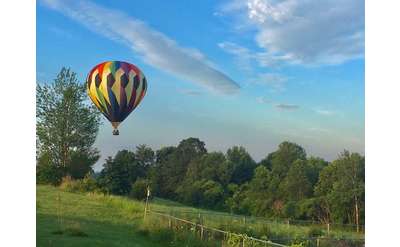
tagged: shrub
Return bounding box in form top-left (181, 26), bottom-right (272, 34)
top-left (59, 174), bottom-right (99, 193)
top-left (307, 226), bottom-right (324, 237)
top-left (130, 179), bottom-right (149, 200)
top-left (36, 152), bottom-right (63, 185)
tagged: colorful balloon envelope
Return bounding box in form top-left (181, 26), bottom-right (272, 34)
top-left (86, 61), bottom-right (147, 135)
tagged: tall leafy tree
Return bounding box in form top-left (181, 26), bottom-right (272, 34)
top-left (97, 151), bottom-right (133, 195)
top-left (36, 67), bottom-right (101, 181)
top-left (315, 151), bottom-right (365, 228)
top-left (149, 146), bottom-right (177, 196)
top-left (165, 138), bottom-right (207, 199)
top-left (226, 146), bottom-right (256, 184)
top-left (281, 159), bottom-right (312, 201)
top-left (67, 150), bottom-right (100, 179)
top-left (135, 144), bottom-right (155, 169)
top-left (306, 157), bottom-right (328, 187)
top-left (270, 141), bottom-right (307, 179)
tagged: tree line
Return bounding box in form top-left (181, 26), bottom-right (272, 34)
top-left (36, 68), bottom-right (364, 229)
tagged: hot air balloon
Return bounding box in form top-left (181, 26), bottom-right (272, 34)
top-left (86, 61), bottom-right (147, 135)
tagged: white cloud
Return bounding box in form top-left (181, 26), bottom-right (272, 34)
top-left (41, 0), bottom-right (240, 94)
top-left (220, 0), bottom-right (364, 65)
top-left (314, 109), bottom-right (336, 116)
top-left (250, 73), bottom-right (288, 91)
top-left (275, 103), bottom-right (299, 110)
top-left (179, 89), bottom-right (203, 96)
top-left (255, 96), bottom-right (271, 104)
top-left (48, 26), bottom-right (75, 39)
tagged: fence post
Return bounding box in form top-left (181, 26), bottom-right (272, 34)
top-left (200, 225), bottom-right (204, 240)
top-left (327, 223), bottom-right (330, 236)
top-left (316, 237), bottom-right (320, 247)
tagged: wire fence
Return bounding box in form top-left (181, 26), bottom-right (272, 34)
top-left (152, 207), bottom-right (364, 234)
top-left (148, 210), bottom-right (288, 247)
top-left (147, 208), bottom-right (365, 247)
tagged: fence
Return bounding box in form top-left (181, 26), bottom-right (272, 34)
top-left (152, 207), bottom-right (364, 234)
top-left (147, 208), bottom-right (365, 247)
top-left (148, 210), bottom-right (288, 247)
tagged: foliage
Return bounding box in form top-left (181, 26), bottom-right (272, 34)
top-left (59, 175), bottom-right (99, 193)
top-left (131, 179), bottom-right (149, 200)
top-left (226, 146), bottom-right (257, 184)
top-left (314, 151), bottom-right (365, 225)
top-left (91, 137), bottom-right (363, 232)
top-left (36, 67), bottom-right (101, 184)
top-left (97, 154), bottom-right (132, 195)
top-left (36, 151), bottom-right (64, 185)
top-left (67, 150), bottom-right (99, 179)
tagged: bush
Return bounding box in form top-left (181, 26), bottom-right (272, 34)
top-left (130, 179), bottom-right (149, 200)
top-left (36, 152), bottom-right (63, 185)
top-left (307, 226), bottom-right (324, 237)
top-left (59, 174), bottom-right (99, 193)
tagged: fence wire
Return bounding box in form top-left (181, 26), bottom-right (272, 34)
top-left (149, 210), bottom-right (288, 247)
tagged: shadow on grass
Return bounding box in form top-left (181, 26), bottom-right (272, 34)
top-left (37, 213), bottom-right (159, 247)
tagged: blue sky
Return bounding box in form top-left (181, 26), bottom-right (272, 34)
top-left (37, 0), bottom-right (364, 171)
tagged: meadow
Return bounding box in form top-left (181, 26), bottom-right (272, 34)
top-left (37, 185), bottom-right (364, 247)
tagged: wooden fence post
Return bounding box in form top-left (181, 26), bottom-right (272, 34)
top-left (316, 237), bottom-right (320, 247)
top-left (327, 223), bottom-right (330, 236)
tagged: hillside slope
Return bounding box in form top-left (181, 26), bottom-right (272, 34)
top-left (37, 185), bottom-right (161, 247)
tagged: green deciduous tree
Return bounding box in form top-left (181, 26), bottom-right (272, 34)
top-left (315, 151), bottom-right (365, 228)
top-left (270, 141), bottom-right (307, 180)
top-left (67, 150), bottom-right (100, 179)
top-left (36, 67), bottom-right (101, 181)
top-left (226, 146), bottom-right (256, 184)
top-left (281, 159), bottom-right (312, 202)
top-left (97, 154), bottom-right (131, 195)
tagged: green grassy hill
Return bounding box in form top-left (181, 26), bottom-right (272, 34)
top-left (37, 185), bottom-right (364, 247)
top-left (37, 185), bottom-right (164, 247)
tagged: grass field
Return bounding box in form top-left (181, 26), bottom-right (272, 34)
top-left (37, 185), bottom-right (364, 247)
top-left (37, 185), bottom-right (170, 247)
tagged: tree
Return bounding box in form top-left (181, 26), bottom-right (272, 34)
top-left (36, 151), bottom-right (63, 185)
top-left (281, 159), bottom-right (312, 202)
top-left (148, 146), bottom-right (177, 196)
top-left (246, 166), bottom-right (274, 216)
top-left (97, 154), bottom-right (131, 195)
top-left (153, 138), bottom-right (207, 199)
top-left (270, 142), bottom-right (307, 180)
top-left (306, 157), bottom-right (328, 187)
top-left (135, 144), bottom-right (155, 169)
top-left (226, 146), bottom-right (256, 184)
top-left (314, 151), bottom-right (365, 228)
top-left (184, 152), bottom-right (227, 185)
top-left (36, 67), bottom-right (101, 177)
top-left (131, 179), bottom-right (149, 200)
top-left (67, 149), bottom-right (100, 179)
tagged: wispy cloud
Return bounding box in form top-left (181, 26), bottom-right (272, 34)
top-left (41, 0), bottom-right (240, 94)
top-left (218, 42), bottom-right (289, 91)
top-left (219, 0), bottom-right (364, 65)
top-left (314, 109), bottom-right (336, 116)
top-left (179, 89), bottom-right (203, 96)
top-left (255, 96), bottom-right (271, 104)
top-left (250, 73), bottom-right (288, 92)
top-left (275, 103), bottom-right (299, 110)
top-left (307, 127), bottom-right (330, 133)
top-left (218, 41), bottom-right (294, 68)
top-left (48, 26), bottom-right (75, 39)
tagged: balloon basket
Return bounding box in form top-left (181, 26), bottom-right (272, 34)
top-left (112, 129), bottom-right (119, 135)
